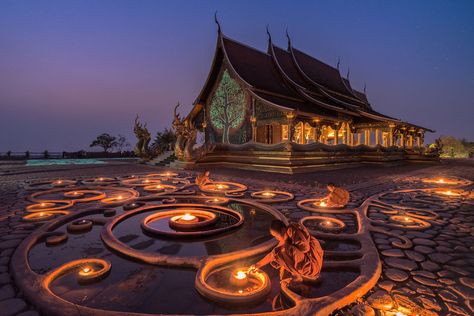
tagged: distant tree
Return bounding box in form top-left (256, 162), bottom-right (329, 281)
top-left (116, 134), bottom-right (130, 152)
top-left (152, 128), bottom-right (176, 153)
top-left (25, 151), bottom-right (30, 159)
top-left (43, 150), bottom-right (49, 159)
top-left (90, 133), bottom-right (117, 153)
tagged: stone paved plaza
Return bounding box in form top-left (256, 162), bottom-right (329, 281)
top-left (0, 160), bottom-right (473, 316)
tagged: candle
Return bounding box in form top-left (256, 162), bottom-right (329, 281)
top-left (213, 198), bottom-right (219, 202)
top-left (117, 195), bottom-right (123, 200)
top-left (181, 213), bottom-right (196, 221)
top-left (325, 220), bottom-right (331, 226)
top-left (156, 185), bottom-right (162, 189)
top-left (144, 179), bottom-right (150, 183)
top-left (261, 191), bottom-right (275, 198)
top-left (39, 212), bottom-right (45, 217)
top-left (437, 178), bottom-right (445, 183)
top-left (99, 177), bottom-right (104, 181)
top-left (235, 271), bottom-right (246, 279)
top-left (217, 184), bottom-right (224, 189)
top-left (404, 217), bottom-right (410, 222)
top-left (56, 180), bottom-right (62, 184)
top-left (320, 201), bottom-right (327, 207)
top-left (40, 203), bottom-right (46, 207)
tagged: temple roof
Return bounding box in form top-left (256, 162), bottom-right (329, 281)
top-left (192, 28), bottom-right (433, 132)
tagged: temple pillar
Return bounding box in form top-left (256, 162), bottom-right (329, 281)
top-left (400, 133), bottom-right (405, 148)
top-left (375, 128), bottom-right (380, 145)
top-left (388, 124), bottom-right (395, 147)
top-left (357, 132), bottom-right (361, 145)
top-left (286, 112), bottom-right (295, 142)
top-left (250, 116), bottom-right (257, 142)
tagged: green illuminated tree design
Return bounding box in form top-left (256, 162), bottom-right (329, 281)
top-left (209, 69), bottom-right (245, 143)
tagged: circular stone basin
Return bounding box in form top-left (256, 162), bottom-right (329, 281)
top-left (297, 198), bottom-right (344, 212)
top-left (389, 215), bottom-right (430, 229)
top-left (143, 184), bottom-right (176, 193)
top-left (199, 182), bottom-right (247, 195)
top-left (121, 178), bottom-right (162, 187)
top-left (204, 197), bottom-right (229, 205)
top-left (51, 179), bottom-right (77, 187)
top-left (168, 210), bottom-right (218, 231)
top-left (82, 177), bottom-right (116, 185)
top-left (67, 219), bottom-right (93, 233)
top-left (23, 211), bottom-right (57, 222)
top-left (434, 189), bottom-right (463, 197)
top-left (141, 204), bottom-right (244, 238)
top-left (250, 190), bottom-right (294, 204)
top-left (123, 202), bottom-right (146, 211)
top-left (300, 216), bottom-right (346, 233)
top-left (421, 177), bottom-right (468, 185)
top-left (146, 172), bottom-right (179, 178)
top-left (25, 201), bottom-right (73, 212)
top-left (199, 267), bottom-right (271, 304)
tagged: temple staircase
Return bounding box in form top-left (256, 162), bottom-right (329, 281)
top-left (147, 151), bottom-right (177, 167)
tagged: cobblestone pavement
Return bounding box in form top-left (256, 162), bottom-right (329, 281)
top-left (0, 159), bottom-right (472, 315)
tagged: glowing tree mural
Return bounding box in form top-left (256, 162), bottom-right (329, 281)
top-left (209, 69), bottom-right (246, 143)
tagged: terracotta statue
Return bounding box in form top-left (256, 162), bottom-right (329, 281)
top-left (195, 170), bottom-right (211, 186)
top-left (321, 183), bottom-right (350, 208)
top-left (249, 220), bottom-right (324, 283)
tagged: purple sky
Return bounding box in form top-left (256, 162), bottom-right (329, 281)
top-left (1, 0), bottom-right (473, 152)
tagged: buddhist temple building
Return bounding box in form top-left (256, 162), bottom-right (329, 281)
top-left (173, 24), bottom-right (437, 173)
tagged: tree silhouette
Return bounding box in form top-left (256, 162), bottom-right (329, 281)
top-left (209, 69), bottom-right (245, 143)
top-left (90, 133), bottom-right (117, 152)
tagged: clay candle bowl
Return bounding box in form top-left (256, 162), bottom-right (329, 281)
top-left (168, 210), bottom-right (217, 231)
top-left (314, 200), bottom-right (327, 207)
top-left (230, 270), bottom-right (249, 288)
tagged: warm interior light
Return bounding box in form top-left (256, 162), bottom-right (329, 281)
top-left (181, 213), bottom-right (196, 221)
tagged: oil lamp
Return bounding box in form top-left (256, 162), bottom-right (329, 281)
top-left (261, 191), bottom-right (275, 198)
top-left (230, 270), bottom-right (248, 287)
top-left (180, 213), bottom-right (197, 222)
top-left (79, 266), bottom-right (93, 276)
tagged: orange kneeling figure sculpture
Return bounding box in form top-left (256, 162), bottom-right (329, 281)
top-left (195, 170), bottom-right (211, 186)
top-left (249, 220), bottom-right (324, 284)
top-left (322, 182), bottom-right (350, 208)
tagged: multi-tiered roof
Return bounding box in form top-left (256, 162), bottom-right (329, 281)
top-left (193, 26), bottom-right (431, 131)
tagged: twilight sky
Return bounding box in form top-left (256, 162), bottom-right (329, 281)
top-left (1, 0), bottom-right (473, 152)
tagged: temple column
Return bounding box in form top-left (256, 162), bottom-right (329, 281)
top-left (286, 112), bottom-right (295, 142)
top-left (250, 116), bottom-right (257, 142)
top-left (375, 128), bottom-right (380, 145)
top-left (400, 133), bottom-right (405, 148)
top-left (357, 132), bottom-right (361, 145)
top-left (334, 124), bottom-right (340, 145)
top-left (388, 124), bottom-right (395, 147)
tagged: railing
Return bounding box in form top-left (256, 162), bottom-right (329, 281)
top-left (0, 151), bottom-right (136, 160)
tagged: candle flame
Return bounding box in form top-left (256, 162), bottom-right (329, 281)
top-left (40, 203), bottom-right (45, 207)
top-left (234, 271), bottom-right (247, 280)
top-left (144, 179), bottom-right (150, 183)
top-left (325, 220), bottom-right (331, 226)
top-left (320, 201), bottom-right (327, 207)
top-left (117, 195), bottom-right (123, 200)
top-left (181, 213), bottom-right (196, 221)
top-left (39, 212), bottom-right (44, 216)
top-left (82, 267), bottom-right (91, 274)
